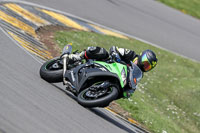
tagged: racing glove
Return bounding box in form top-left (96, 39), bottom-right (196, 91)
top-left (111, 52), bottom-right (121, 62)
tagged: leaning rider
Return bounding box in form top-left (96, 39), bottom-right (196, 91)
top-left (68, 46), bottom-right (158, 97)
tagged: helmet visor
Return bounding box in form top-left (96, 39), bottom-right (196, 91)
top-left (141, 54), bottom-right (152, 71)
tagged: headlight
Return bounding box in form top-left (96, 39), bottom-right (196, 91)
top-left (121, 68), bottom-right (127, 85)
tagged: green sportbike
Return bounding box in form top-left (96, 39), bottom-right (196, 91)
top-left (40, 44), bottom-right (143, 108)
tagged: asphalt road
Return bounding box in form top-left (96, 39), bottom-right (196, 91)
top-left (1, 0), bottom-right (199, 133)
top-left (21, 0), bottom-right (200, 61)
top-left (0, 28), bottom-right (140, 133)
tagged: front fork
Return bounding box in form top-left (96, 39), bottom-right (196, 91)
top-left (61, 54), bottom-right (77, 94)
top-left (62, 54), bottom-right (69, 85)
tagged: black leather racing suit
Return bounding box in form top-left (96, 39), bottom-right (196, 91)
top-left (83, 46), bottom-right (138, 98)
top-left (84, 46), bottom-right (137, 64)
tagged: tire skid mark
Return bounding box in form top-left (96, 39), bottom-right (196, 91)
top-left (0, 20), bottom-right (41, 47)
top-left (0, 10), bottom-right (37, 37)
top-left (0, 5), bottom-right (37, 28)
top-left (17, 3), bottom-right (65, 26)
top-left (38, 9), bottom-right (89, 31)
top-left (4, 3), bottom-right (50, 26)
top-left (7, 31), bottom-right (53, 60)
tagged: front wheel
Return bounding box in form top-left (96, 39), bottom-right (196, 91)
top-left (40, 57), bottom-right (63, 83)
top-left (77, 82), bottom-right (119, 108)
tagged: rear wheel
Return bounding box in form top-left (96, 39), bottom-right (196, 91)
top-left (77, 81), bottom-right (119, 108)
top-left (40, 57), bottom-right (63, 83)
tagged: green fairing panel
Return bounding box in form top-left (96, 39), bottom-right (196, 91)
top-left (94, 61), bottom-right (127, 88)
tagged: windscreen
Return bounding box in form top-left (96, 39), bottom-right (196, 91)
top-left (129, 62), bottom-right (143, 89)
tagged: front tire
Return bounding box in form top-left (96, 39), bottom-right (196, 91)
top-left (77, 83), bottom-right (119, 108)
top-left (40, 57), bottom-right (63, 83)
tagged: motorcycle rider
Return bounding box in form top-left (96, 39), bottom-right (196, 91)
top-left (68, 46), bottom-right (158, 98)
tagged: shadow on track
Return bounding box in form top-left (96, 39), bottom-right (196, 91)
top-left (51, 83), bottom-right (136, 133)
top-left (89, 108), bottom-right (136, 133)
top-left (0, 128), bottom-right (6, 133)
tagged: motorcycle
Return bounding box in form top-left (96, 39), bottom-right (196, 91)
top-left (40, 44), bottom-right (143, 107)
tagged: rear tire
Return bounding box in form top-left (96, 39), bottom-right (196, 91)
top-left (77, 83), bottom-right (118, 108)
top-left (40, 57), bottom-right (63, 83)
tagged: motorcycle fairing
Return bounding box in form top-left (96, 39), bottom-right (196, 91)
top-left (64, 62), bottom-right (121, 93)
top-left (94, 61), bottom-right (128, 88)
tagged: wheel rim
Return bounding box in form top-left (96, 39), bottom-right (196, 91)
top-left (80, 82), bottom-right (113, 100)
top-left (45, 59), bottom-right (63, 71)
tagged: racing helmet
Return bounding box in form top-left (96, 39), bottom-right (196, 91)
top-left (137, 49), bottom-right (158, 72)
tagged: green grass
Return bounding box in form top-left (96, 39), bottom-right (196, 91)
top-left (54, 30), bottom-right (200, 133)
top-left (158, 0), bottom-right (200, 19)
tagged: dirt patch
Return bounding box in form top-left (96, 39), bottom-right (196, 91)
top-left (36, 25), bottom-right (78, 57)
top-left (36, 25), bottom-right (136, 123)
top-left (109, 102), bottom-right (132, 118)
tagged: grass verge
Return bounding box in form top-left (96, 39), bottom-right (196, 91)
top-left (158, 0), bottom-right (200, 19)
top-left (53, 30), bottom-right (200, 133)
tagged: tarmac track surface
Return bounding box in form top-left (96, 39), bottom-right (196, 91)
top-left (0, 28), bottom-right (142, 133)
top-left (1, 0), bottom-right (200, 133)
top-left (0, 1), bottom-right (148, 132)
top-left (22, 0), bottom-right (200, 61)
